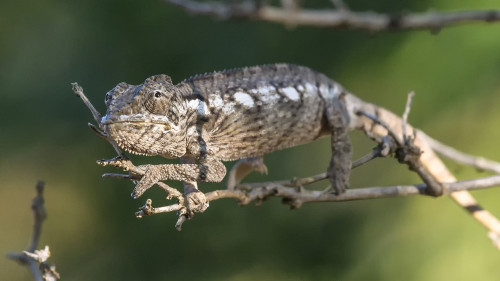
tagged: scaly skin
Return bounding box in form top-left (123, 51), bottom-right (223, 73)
top-left (101, 64), bottom-right (352, 198)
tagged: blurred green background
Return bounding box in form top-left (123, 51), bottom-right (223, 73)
top-left (2, 0), bottom-right (500, 280)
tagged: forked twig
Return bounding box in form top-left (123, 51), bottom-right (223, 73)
top-left (6, 182), bottom-right (60, 281)
top-left (357, 92), bottom-right (444, 196)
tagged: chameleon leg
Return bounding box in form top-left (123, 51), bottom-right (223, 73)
top-left (327, 127), bottom-right (352, 194)
top-left (131, 159), bottom-right (226, 198)
top-left (226, 156), bottom-right (268, 190)
top-left (180, 157), bottom-right (209, 214)
top-left (325, 98), bottom-right (352, 194)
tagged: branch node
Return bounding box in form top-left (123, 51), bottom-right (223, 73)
top-left (395, 138), bottom-right (422, 165)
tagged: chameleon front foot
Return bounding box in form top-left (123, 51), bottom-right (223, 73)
top-left (184, 190), bottom-right (209, 215)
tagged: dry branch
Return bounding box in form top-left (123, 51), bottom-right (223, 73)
top-left (165, 0), bottom-right (500, 32)
top-left (6, 182), bottom-right (60, 281)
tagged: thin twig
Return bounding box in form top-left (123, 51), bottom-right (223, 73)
top-left (72, 82), bottom-right (126, 158)
top-left (402, 92), bottom-right (415, 144)
top-left (135, 199), bottom-right (183, 218)
top-left (165, 0), bottom-right (500, 32)
top-left (420, 132), bottom-right (500, 173)
top-left (71, 83), bottom-right (102, 125)
top-left (350, 137), bottom-right (393, 169)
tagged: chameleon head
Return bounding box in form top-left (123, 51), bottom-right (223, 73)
top-left (100, 74), bottom-right (187, 158)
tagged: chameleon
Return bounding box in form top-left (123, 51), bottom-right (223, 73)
top-left (101, 63), bottom-right (355, 199)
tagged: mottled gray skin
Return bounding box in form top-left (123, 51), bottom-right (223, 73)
top-left (101, 64), bottom-right (352, 198)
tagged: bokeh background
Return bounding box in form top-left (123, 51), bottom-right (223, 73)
top-left (2, 0), bottom-right (500, 280)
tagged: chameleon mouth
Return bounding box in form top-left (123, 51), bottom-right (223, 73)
top-left (100, 114), bottom-right (172, 130)
top-left (100, 115), bottom-right (174, 156)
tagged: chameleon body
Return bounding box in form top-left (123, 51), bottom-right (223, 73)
top-left (101, 64), bottom-right (352, 198)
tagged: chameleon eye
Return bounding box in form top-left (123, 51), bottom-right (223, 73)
top-left (145, 90), bottom-right (168, 114)
top-left (105, 93), bottom-right (113, 106)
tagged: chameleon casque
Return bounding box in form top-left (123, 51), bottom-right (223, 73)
top-left (101, 64), bottom-right (354, 199)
